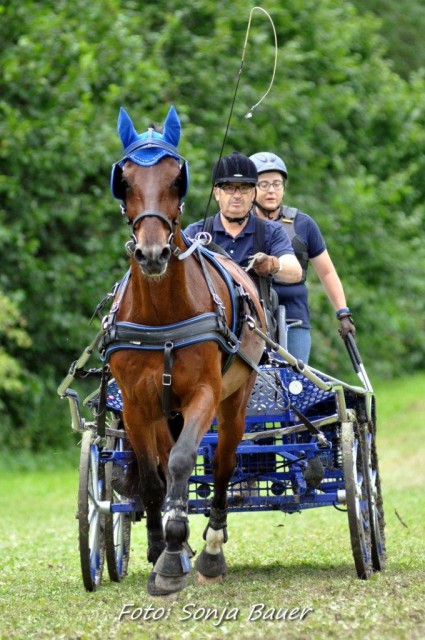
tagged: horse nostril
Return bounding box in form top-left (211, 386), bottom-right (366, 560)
top-left (161, 245), bottom-right (172, 263)
top-left (134, 247), bottom-right (146, 264)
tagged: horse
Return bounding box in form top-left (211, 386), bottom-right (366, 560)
top-left (103, 105), bottom-right (266, 595)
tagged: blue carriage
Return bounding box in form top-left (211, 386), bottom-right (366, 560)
top-left (57, 314), bottom-right (386, 592)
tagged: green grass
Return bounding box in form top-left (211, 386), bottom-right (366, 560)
top-left (1, 374), bottom-right (425, 639)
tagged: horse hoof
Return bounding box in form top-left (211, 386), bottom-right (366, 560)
top-left (147, 571), bottom-right (170, 596)
top-left (153, 548), bottom-right (192, 576)
top-left (147, 570), bottom-right (188, 596)
top-left (196, 571), bottom-right (225, 585)
top-left (194, 548), bottom-right (227, 578)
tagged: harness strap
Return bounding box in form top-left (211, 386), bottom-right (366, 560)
top-left (278, 205), bottom-right (309, 283)
top-left (162, 341), bottom-right (174, 418)
top-left (100, 238), bottom-right (251, 417)
top-left (96, 364), bottom-right (110, 437)
top-left (196, 248), bottom-right (228, 327)
top-left (101, 270), bottom-right (131, 332)
top-left (100, 313), bottom-right (239, 359)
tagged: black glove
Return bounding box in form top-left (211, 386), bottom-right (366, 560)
top-left (338, 315), bottom-right (356, 339)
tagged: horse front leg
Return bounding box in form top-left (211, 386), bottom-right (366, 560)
top-left (149, 392), bottom-right (216, 596)
top-left (195, 384), bottom-right (253, 583)
top-left (123, 412), bottom-right (169, 576)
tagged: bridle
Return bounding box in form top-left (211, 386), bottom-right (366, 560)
top-left (120, 203), bottom-right (184, 258)
top-left (112, 128), bottom-right (189, 260)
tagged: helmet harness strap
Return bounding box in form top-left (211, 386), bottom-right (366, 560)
top-left (253, 199), bottom-right (281, 219)
top-left (221, 212), bottom-right (251, 226)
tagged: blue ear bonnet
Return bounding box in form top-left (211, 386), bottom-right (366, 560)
top-left (110, 105), bottom-right (189, 200)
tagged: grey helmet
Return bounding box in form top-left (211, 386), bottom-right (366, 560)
top-left (249, 152), bottom-right (288, 179)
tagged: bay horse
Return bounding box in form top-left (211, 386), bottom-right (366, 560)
top-left (103, 105), bottom-right (266, 595)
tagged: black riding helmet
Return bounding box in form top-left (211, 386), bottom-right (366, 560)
top-left (212, 152), bottom-right (258, 186)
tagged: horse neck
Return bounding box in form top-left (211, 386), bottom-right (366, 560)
top-left (128, 242), bottom-right (201, 326)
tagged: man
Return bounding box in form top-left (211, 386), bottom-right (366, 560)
top-left (249, 151), bottom-right (355, 363)
top-left (184, 152), bottom-right (301, 285)
top-left (185, 152), bottom-right (300, 498)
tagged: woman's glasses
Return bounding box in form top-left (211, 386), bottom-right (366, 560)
top-left (257, 180), bottom-right (284, 191)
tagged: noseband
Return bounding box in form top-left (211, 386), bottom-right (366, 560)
top-left (122, 206), bottom-right (183, 258)
top-left (132, 209), bottom-right (176, 234)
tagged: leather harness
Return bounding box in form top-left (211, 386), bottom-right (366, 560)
top-left (99, 243), bottom-right (255, 418)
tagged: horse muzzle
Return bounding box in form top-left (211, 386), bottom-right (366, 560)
top-left (133, 242), bottom-right (172, 277)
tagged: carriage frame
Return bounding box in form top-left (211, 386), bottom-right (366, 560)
top-left (57, 308), bottom-right (386, 592)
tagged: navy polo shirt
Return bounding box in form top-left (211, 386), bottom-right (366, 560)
top-left (184, 213), bottom-right (294, 268)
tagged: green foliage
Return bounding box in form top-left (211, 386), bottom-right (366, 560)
top-left (0, 290), bottom-right (31, 394)
top-left (0, 0), bottom-right (424, 450)
top-left (351, 0), bottom-right (425, 78)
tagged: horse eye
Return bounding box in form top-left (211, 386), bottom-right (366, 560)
top-left (172, 175), bottom-right (182, 194)
top-left (121, 177), bottom-right (130, 190)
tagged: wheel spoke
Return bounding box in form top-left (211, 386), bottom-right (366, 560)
top-left (341, 420), bottom-right (373, 579)
top-left (363, 423), bottom-right (386, 571)
top-left (78, 430), bottom-right (105, 591)
top-left (104, 436), bottom-right (132, 581)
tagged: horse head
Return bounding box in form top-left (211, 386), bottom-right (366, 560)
top-left (111, 106), bottom-right (189, 277)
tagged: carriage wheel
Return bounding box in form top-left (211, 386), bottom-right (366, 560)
top-left (341, 420), bottom-right (373, 579)
top-left (78, 430), bottom-right (106, 591)
top-left (104, 437), bottom-right (132, 581)
top-left (362, 422), bottom-right (386, 571)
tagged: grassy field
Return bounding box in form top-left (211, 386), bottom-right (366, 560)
top-left (1, 374), bottom-right (424, 639)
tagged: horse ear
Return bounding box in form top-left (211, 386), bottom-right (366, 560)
top-left (162, 105), bottom-right (181, 148)
top-left (117, 107), bottom-right (139, 149)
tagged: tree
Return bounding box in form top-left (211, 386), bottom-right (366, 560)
top-left (351, 0), bottom-right (425, 78)
top-left (0, 0), bottom-right (424, 449)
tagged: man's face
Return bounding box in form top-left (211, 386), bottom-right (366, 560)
top-left (214, 183), bottom-right (255, 218)
top-left (254, 171), bottom-right (285, 212)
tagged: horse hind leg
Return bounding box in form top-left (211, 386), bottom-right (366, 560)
top-left (145, 419), bottom-right (178, 568)
top-left (195, 506), bottom-right (228, 583)
top-left (125, 430), bottom-right (168, 570)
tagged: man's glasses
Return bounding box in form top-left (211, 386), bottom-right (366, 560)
top-left (219, 184), bottom-right (253, 194)
top-left (257, 180), bottom-right (284, 191)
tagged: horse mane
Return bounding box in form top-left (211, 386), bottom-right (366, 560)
top-left (148, 122), bottom-right (163, 133)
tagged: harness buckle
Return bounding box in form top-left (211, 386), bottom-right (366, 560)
top-left (162, 373), bottom-right (172, 386)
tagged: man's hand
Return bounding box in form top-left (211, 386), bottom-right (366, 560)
top-left (248, 252), bottom-right (280, 276)
top-left (338, 315), bottom-right (356, 339)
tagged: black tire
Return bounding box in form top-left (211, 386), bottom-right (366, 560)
top-left (362, 421), bottom-right (386, 571)
top-left (78, 430), bottom-right (106, 591)
top-left (341, 420), bottom-right (373, 579)
top-left (104, 436), bottom-right (131, 581)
